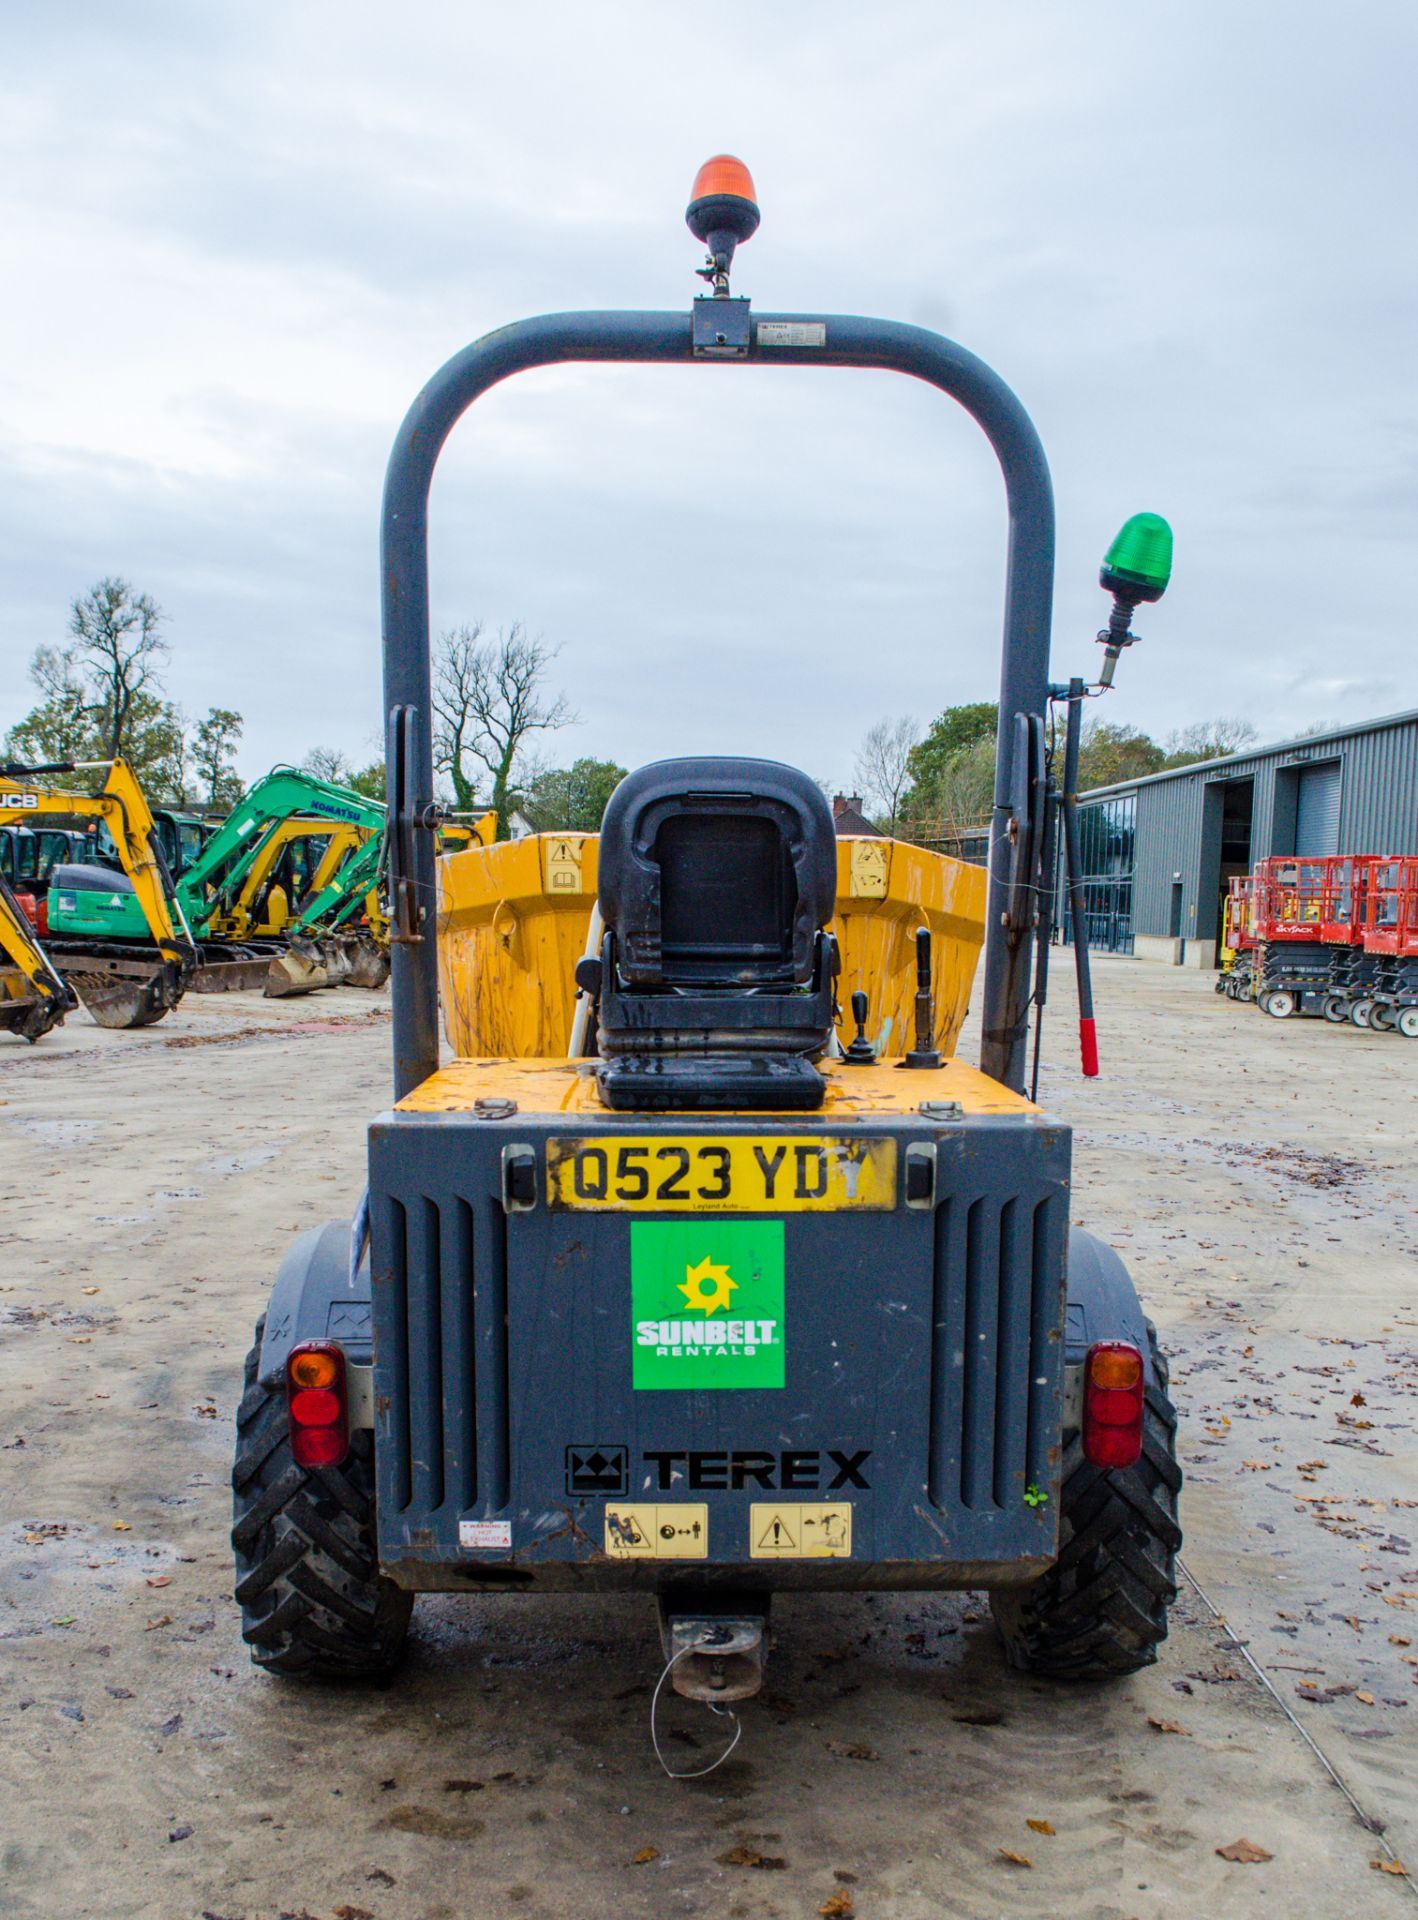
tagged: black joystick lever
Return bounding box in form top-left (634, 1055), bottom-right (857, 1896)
top-left (903, 927), bottom-right (943, 1070)
top-left (843, 989), bottom-right (875, 1064)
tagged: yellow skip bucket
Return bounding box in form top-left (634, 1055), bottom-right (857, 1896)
top-left (436, 833), bottom-right (986, 1062)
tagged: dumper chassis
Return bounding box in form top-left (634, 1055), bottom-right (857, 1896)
top-left (232, 160), bottom-right (1181, 1704)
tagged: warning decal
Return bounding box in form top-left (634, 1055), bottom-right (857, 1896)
top-left (749, 1502), bottom-right (852, 1559)
top-left (603, 1504), bottom-right (709, 1559)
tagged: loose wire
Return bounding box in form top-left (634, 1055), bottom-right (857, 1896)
top-left (650, 1644), bottom-right (744, 1781)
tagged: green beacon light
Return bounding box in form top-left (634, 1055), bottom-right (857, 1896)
top-left (1096, 511), bottom-right (1173, 686)
top-left (1100, 511), bottom-right (1173, 604)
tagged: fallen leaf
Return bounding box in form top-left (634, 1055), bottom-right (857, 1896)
top-left (1026, 1818), bottom-right (1056, 1835)
top-left (334, 1907), bottom-right (376, 1920)
top-left (819, 1892), bottom-right (855, 1917)
top-left (1390, 1636), bottom-right (1412, 1647)
top-left (146, 1575), bottom-right (172, 1589)
top-left (159, 1714), bottom-right (182, 1737)
top-left (1356, 1691), bottom-right (1376, 1705)
top-left (997, 1848), bottom-right (1033, 1868)
top-left (112, 1521), bottom-right (131, 1532)
top-left (443, 1779), bottom-right (483, 1793)
top-left (1371, 1859), bottom-right (1408, 1876)
top-left (145, 1616), bottom-right (172, 1631)
top-left (1147, 1715), bottom-right (1190, 1735)
top-left (168, 1825), bottom-right (193, 1844)
top-left (631, 1848), bottom-right (659, 1866)
top-left (82, 1287), bottom-right (100, 1295)
top-left (1217, 1838), bottom-right (1273, 1864)
top-left (825, 1740), bottom-right (878, 1761)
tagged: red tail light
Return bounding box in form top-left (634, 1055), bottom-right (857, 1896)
top-left (1082, 1341), bottom-right (1145, 1469)
top-left (286, 1343), bottom-right (349, 1468)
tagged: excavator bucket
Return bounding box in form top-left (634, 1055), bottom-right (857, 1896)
top-left (69, 960), bottom-right (183, 1030)
top-left (343, 937), bottom-right (389, 990)
top-left (263, 945), bottom-right (329, 998)
top-left (0, 989), bottom-right (69, 1043)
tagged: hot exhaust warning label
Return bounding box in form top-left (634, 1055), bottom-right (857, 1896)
top-left (631, 1220), bottom-right (785, 1390)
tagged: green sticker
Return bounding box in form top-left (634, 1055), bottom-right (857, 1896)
top-left (631, 1219), bottom-right (785, 1390)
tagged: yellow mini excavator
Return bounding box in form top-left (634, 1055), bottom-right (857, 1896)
top-left (0, 758), bottom-right (196, 1028)
top-left (0, 871), bottom-right (78, 1041)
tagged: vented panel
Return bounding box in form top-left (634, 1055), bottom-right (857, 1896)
top-left (378, 1192), bottom-right (498, 1518)
top-left (928, 1192), bottom-right (1063, 1513)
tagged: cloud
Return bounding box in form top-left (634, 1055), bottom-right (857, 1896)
top-left (2, 0), bottom-right (1415, 785)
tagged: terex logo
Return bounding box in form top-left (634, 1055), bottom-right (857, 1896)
top-left (643, 1448), bottom-right (871, 1492)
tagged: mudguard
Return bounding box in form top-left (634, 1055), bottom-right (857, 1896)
top-left (1064, 1226), bottom-right (1153, 1380)
top-left (257, 1219), bottom-right (372, 1388)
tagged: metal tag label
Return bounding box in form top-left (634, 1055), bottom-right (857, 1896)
top-left (757, 321), bottom-right (827, 348)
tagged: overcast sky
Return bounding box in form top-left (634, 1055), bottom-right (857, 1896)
top-left (3, 1), bottom-right (1415, 795)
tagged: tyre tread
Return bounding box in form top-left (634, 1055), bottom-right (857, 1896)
top-left (991, 1328), bottom-right (1182, 1679)
top-left (230, 1319), bottom-right (411, 1681)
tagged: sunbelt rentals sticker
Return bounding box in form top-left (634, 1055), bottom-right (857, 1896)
top-left (631, 1220), bottom-right (784, 1390)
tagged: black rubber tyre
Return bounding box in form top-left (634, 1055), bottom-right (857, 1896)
top-left (1370, 1001), bottom-right (1397, 1032)
top-left (1398, 1007), bottom-right (1418, 1040)
top-left (1322, 994), bottom-right (1349, 1024)
top-left (991, 1329), bottom-right (1182, 1679)
top-left (231, 1318), bottom-right (413, 1679)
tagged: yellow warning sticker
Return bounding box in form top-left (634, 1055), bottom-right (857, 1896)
top-left (541, 836), bottom-right (584, 894)
top-left (749, 1503), bottom-right (853, 1559)
top-left (603, 1504), bottom-right (708, 1559)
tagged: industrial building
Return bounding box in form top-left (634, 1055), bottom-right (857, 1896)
top-left (1069, 708), bottom-right (1418, 966)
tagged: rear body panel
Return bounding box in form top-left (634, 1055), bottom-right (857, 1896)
top-left (367, 1061), bottom-right (1070, 1593)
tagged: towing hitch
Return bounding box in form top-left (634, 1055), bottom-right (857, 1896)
top-left (661, 1612), bottom-right (768, 1704)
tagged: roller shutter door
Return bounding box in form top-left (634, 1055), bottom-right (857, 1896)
top-left (1295, 762), bottom-right (1341, 855)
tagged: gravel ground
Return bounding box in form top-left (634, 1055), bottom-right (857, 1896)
top-left (1, 963), bottom-right (1415, 1919)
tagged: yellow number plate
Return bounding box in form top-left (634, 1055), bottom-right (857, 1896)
top-left (545, 1135), bottom-right (896, 1212)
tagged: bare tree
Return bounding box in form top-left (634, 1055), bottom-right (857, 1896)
top-left (853, 715), bottom-right (919, 833)
top-left (432, 621), bottom-right (576, 835)
top-left (67, 578), bottom-right (168, 761)
top-left (1162, 717), bottom-right (1259, 768)
top-left (301, 746), bottom-right (357, 785)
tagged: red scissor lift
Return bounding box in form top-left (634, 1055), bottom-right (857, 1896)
top-left (1251, 854), bottom-right (1372, 1021)
top-left (1359, 857), bottom-right (1418, 1036)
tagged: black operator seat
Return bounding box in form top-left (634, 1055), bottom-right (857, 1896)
top-left (590, 756), bottom-right (840, 1111)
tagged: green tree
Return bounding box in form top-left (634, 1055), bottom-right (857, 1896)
top-left (3, 646), bottom-right (94, 766)
top-left (1076, 718), bottom-right (1165, 790)
top-left (191, 707), bottom-right (244, 807)
top-left (4, 656), bottom-right (186, 800)
top-left (432, 621), bottom-right (576, 835)
top-left (348, 762), bottom-right (386, 802)
top-left (905, 701), bottom-right (998, 799)
top-left (523, 757), bottom-right (627, 831)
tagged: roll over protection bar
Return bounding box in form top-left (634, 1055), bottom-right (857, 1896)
top-left (380, 307), bottom-right (1055, 1099)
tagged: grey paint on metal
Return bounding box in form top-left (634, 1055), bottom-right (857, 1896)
top-left (1081, 711), bottom-right (1418, 944)
top-left (380, 309), bottom-right (1055, 1098)
top-left (365, 1108), bottom-right (1072, 1591)
top-left (1295, 761), bottom-right (1342, 856)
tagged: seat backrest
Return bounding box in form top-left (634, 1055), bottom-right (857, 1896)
top-left (598, 756), bottom-right (836, 989)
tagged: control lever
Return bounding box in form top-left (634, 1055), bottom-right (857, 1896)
top-left (902, 927), bottom-right (942, 1069)
top-left (843, 990), bottom-right (875, 1064)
